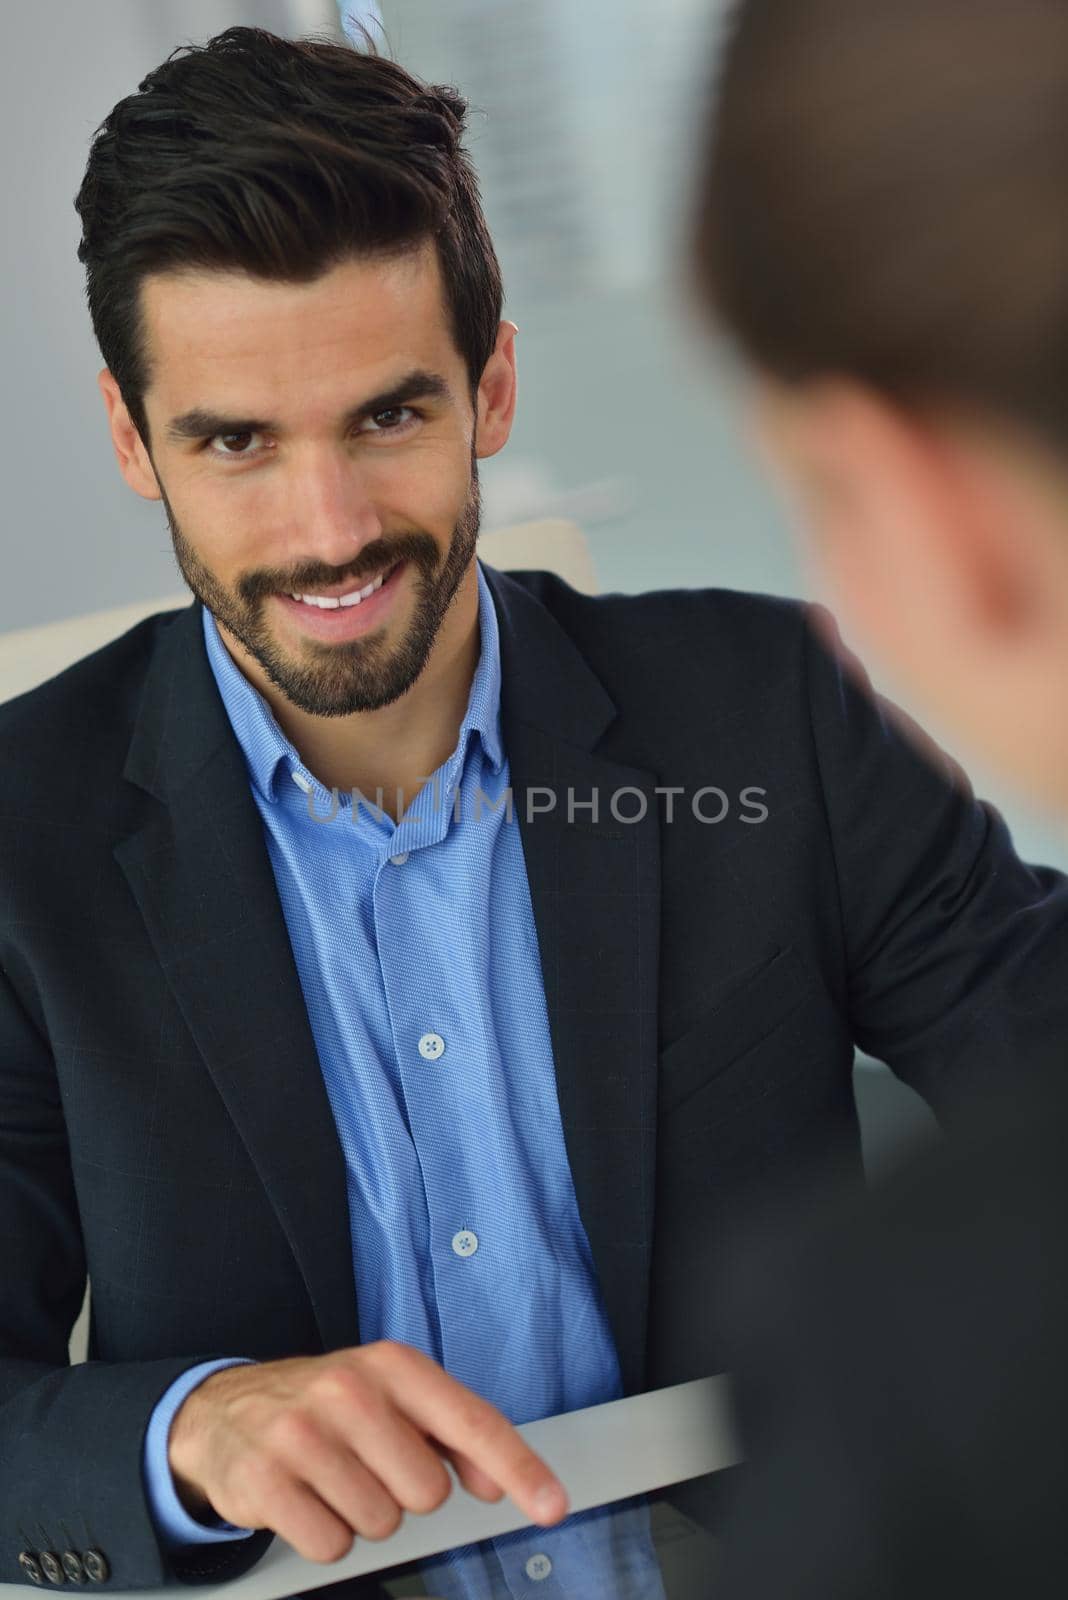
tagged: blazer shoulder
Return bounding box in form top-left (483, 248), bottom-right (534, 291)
top-left (500, 566), bottom-right (810, 679)
top-left (0, 604), bottom-right (189, 800)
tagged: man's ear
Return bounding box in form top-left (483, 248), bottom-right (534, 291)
top-left (751, 376), bottom-right (1035, 651)
top-left (474, 321), bottom-right (518, 461)
top-left (97, 370), bottom-right (161, 501)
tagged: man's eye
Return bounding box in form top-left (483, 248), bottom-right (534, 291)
top-left (207, 430), bottom-right (264, 457)
top-left (361, 406), bottom-right (417, 433)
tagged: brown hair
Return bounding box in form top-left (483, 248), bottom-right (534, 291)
top-left (74, 25), bottom-right (503, 451)
top-left (693, 0), bottom-right (1068, 448)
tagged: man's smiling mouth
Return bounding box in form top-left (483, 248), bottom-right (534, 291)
top-left (285, 561), bottom-right (400, 609)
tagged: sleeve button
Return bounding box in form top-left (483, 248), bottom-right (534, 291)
top-left (39, 1552), bottom-right (64, 1585)
top-left (61, 1553), bottom-right (87, 1585)
top-left (18, 1554), bottom-right (44, 1586)
top-left (83, 1551), bottom-right (109, 1584)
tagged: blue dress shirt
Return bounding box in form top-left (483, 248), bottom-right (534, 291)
top-left (140, 562), bottom-right (663, 1597)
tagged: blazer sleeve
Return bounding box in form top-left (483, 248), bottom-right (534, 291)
top-left (801, 604), bottom-right (1068, 1124)
top-left (0, 963), bottom-right (273, 1589)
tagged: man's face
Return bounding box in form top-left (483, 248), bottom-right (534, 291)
top-left (129, 245), bottom-right (486, 716)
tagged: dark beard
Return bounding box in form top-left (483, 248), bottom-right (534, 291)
top-left (159, 464), bottom-right (481, 717)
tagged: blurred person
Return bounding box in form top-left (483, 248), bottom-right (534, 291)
top-left (695, 0), bottom-right (1068, 815)
top-left (3, 18), bottom-right (1068, 1600)
top-left (693, 0), bottom-right (1068, 1593)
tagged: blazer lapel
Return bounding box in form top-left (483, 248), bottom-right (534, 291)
top-left (486, 568), bottom-right (661, 1398)
top-left (113, 600), bottom-right (358, 1357)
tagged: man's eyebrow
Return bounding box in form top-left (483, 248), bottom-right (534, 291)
top-left (163, 369), bottom-right (454, 445)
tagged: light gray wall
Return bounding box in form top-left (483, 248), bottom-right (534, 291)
top-left (0, 0), bottom-right (338, 637)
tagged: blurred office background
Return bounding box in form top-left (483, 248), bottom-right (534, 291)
top-left (3, 0), bottom-right (1065, 1177)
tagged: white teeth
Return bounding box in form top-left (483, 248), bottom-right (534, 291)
top-left (290, 566), bottom-right (392, 610)
top-left (290, 591), bottom-right (348, 609)
top-left (341, 569), bottom-right (389, 606)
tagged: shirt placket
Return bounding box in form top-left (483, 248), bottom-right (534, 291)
top-left (372, 755), bottom-right (489, 1377)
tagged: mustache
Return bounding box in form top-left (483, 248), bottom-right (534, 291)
top-left (240, 529), bottom-right (441, 604)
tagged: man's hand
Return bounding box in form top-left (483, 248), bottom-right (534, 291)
top-left (167, 1343), bottom-right (570, 1563)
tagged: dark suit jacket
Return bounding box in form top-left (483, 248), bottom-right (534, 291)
top-left (2, 566), bottom-right (1066, 1590)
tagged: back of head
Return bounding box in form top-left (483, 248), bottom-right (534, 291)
top-left (73, 25), bottom-right (502, 452)
top-left (693, 0), bottom-right (1068, 455)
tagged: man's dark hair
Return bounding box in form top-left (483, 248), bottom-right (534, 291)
top-left (74, 25), bottom-right (503, 451)
top-left (693, 0), bottom-right (1068, 450)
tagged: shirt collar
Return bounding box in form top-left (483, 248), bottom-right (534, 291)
top-left (464, 558), bottom-right (505, 775)
top-left (201, 557), bottom-right (504, 807)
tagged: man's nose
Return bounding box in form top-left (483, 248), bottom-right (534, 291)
top-left (287, 450), bottom-right (385, 564)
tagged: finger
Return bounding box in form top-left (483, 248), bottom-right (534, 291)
top-left (268, 1411), bottom-right (405, 1541)
top-left (376, 1354), bottom-right (569, 1526)
top-left (240, 1461), bottom-right (355, 1566)
top-left (319, 1370), bottom-right (456, 1516)
top-left (436, 1443), bottom-right (504, 1502)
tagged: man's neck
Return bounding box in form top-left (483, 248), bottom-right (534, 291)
top-left (219, 565), bottom-right (482, 823)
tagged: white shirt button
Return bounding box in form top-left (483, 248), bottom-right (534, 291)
top-left (418, 1032), bottom-right (445, 1060)
top-left (451, 1229), bottom-right (478, 1257)
top-left (525, 1553), bottom-right (552, 1581)
top-left (389, 851), bottom-right (409, 865)
top-left (290, 768), bottom-right (312, 793)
